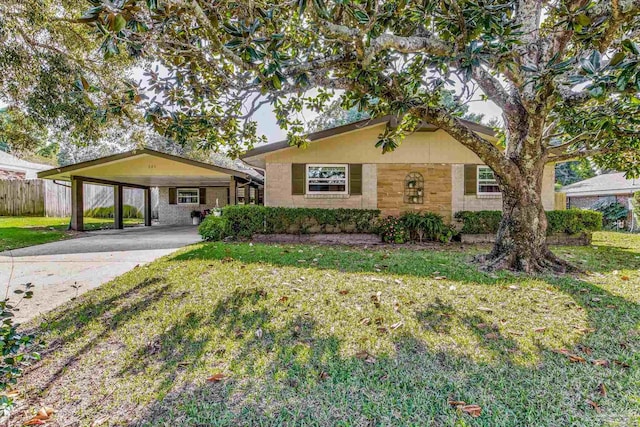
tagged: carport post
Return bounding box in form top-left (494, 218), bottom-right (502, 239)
top-left (144, 188), bottom-right (152, 227)
top-left (71, 176), bottom-right (84, 231)
top-left (229, 177), bottom-right (237, 205)
top-left (114, 184), bottom-right (124, 229)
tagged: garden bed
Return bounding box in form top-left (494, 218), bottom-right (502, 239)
top-left (460, 232), bottom-right (592, 246)
top-left (252, 233), bottom-right (382, 244)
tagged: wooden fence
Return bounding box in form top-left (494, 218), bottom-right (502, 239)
top-left (0, 179), bottom-right (158, 218)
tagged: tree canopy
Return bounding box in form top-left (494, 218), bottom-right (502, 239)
top-left (4, 0), bottom-right (640, 271)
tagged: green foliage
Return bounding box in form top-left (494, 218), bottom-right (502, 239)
top-left (455, 210), bottom-right (602, 235)
top-left (221, 205), bottom-right (380, 238)
top-left (555, 160), bottom-right (596, 186)
top-left (85, 205), bottom-right (142, 219)
top-left (454, 211), bottom-right (503, 234)
top-left (0, 285), bottom-right (40, 413)
top-left (398, 211), bottom-right (455, 243)
top-left (377, 216), bottom-right (409, 244)
top-left (198, 216), bottom-right (228, 241)
top-left (589, 200), bottom-right (628, 228)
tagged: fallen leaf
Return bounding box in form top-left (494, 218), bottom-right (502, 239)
top-left (592, 359), bottom-right (609, 367)
top-left (355, 350), bottom-right (369, 359)
top-left (207, 373), bottom-right (226, 382)
top-left (621, 275), bottom-right (630, 281)
top-left (507, 330), bottom-right (524, 336)
top-left (508, 285), bottom-right (519, 290)
top-left (484, 333), bottom-right (498, 340)
top-left (319, 371), bottom-right (329, 380)
top-left (23, 420), bottom-right (47, 426)
top-left (597, 383), bottom-right (607, 397)
top-left (533, 327), bottom-right (547, 333)
top-left (476, 323), bottom-right (488, 330)
top-left (459, 404), bottom-right (482, 417)
top-left (255, 328), bottom-right (263, 338)
top-left (434, 276), bottom-right (447, 280)
top-left (359, 317), bottom-right (371, 325)
top-left (613, 360), bottom-right (630, 368)
top-left (448, 400), bottom-right (466, 406)
top-left (377, 327), bottom-right (388, 334)
top-left (477, 306), bottom-right (493, 313)
top-left (278, 296), bottom-right (289, 303)
top-left (390, 321), bottom-right (404, 330)
top-left (338, 290), bottom-right (349, 295)
top-left (365, 356), bottom-right (377, 364)
top-left (587, 399), bottom-right (601, 413)
top-left (568, 354), bottom-right (586, 363)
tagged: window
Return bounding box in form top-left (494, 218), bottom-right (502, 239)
top-left (477, 166), bottom-right (500, 195)
top-left (306, 164), bottom-right (348, 194)
top-left (177, 188), bottom-right (199, 204)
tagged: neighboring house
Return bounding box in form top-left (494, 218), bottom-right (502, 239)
top-left (38, 148), bottom-right (263, 229)
top-left (560, 172), bottom-right (640, 222)
top-left (241, 116), bottom-right (555, 221)
top-left (0, 150), bottom-right (50, 179)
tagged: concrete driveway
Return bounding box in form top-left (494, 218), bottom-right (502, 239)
top-left (0, 225), bottom-right (202, 323)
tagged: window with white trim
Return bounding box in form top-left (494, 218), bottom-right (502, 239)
top-left (306, 164), bottom-right (348, 194)
top-left (177, 188), bottom-right (199, 204)
top-left (477, 166), bottom-right (500, 195)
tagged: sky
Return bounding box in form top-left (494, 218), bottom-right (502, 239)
top-left (253, 95), bottom-right (503, 144)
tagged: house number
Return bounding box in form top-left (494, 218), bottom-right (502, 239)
top-left (148, 164), bottom-right (157, 169)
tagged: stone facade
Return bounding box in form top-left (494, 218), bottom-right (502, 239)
top-left (157, 186), bottom-right (228, 225)
top-left (377, 164), bottom-right (452, 220)
top-left (264, 163), bottom-right (377, 209)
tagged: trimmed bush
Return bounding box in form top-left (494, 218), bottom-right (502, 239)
top-left (199, 215), bottom-right (228, 241)
top-left (455, 209), bottom-right (602, 235)
top-left (85, 204), bottom-right (143, 219)
top-left (398, 211), bottom-right (455, 243)
top-left (546, 209), bottom-right (603, 234)
top-left (221, 205), bottom-right (380, 238)
top-left (454, 210), bottom-right (502, 234)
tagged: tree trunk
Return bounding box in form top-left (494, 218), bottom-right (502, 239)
top-left (476, 167), bottom-right (573, 273)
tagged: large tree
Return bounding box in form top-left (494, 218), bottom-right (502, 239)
top-left (4, 0), bottom-right (640, 272)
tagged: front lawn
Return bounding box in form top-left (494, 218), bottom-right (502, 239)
top-left (0, 216), bottom-right (144, 251)
top-left (11, 232), bottom-right (640, 426)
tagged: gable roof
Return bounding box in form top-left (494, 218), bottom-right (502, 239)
top-left (0, 151), bottom-right (50, 172)
top-left (38, 147), bottom-right (263, 186)
top-left (241, 115), bottom-right (496, 162)
top-left (560, 172), bottom-right (640, 196)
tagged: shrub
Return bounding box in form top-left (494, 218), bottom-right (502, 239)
top-left (399, 211), bottom-right (455, 243)
top-left (377, 216), bottom-right (409, 243)
top-left (546, 209), bottom-right (603, 234)
top-left (222, 205), bottom-right (380, 238)
top-left (454, 210), bottom-right (502, 234)
top-left (198, 215), bottom-right (228, 241)
top-left (85, 204), bottom-right (142, 219)
top-left (588, 199), bottom-right (628, 228)
top-left (0, 285), bottom-right (40, 413)
top-left (455, 209), bottom-right (602, 235)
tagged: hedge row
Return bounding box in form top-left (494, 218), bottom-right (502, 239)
top-left (454, 209), bottom-right (602, 235)
top-left (85, 204), bottom-right (143, 219)
top-left (200, 205), bottom-right (380, 240)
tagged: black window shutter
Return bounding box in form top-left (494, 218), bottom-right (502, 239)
top-left (464, 165), bottom-right (477, 195)
top-left (292, 164), bottom-right (306, 195)
top-left (169, 187), bottom-right (177, 204)
top-left (199, 188), bottom-right (206, 205)
top-left (349, 164), bottom-right (362, 195)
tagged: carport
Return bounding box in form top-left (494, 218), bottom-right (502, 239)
top-left (37, 147), bottom-right (263, 230)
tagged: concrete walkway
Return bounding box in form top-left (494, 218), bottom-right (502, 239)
top-left (0, 226), bottom-right (202, 323)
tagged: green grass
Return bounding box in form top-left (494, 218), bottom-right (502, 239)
top-left (15, 232), bottom-right (640, 426)
top-left (0, 216), bottom-right (144, 251)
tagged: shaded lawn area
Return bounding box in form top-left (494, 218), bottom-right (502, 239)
top-left (0, 216), bottom-right (144, 251)
top-left (13, 232), bottom-right (640, 426)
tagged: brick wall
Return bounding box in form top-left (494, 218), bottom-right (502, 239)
top-left (377, 164), bottom-right (452, 220)
top-left (0, 169), bottom-right (26, 180)
top-left (157, 186), bottom-right (228, 225)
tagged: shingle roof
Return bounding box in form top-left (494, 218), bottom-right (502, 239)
top-left (560, 172), bottom-right (640, 196)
